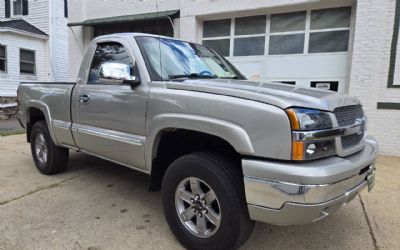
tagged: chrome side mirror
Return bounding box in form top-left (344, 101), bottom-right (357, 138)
top-left (99, 62), bottom-right (140, 87)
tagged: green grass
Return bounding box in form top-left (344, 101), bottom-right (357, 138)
top-left (0, 130), bottom-right (26, 137)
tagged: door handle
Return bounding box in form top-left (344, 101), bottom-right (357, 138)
top-left (79, 94), bottom-right (90, 104)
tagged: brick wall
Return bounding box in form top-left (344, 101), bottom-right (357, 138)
top-left (348, 0), bottom-right (400, 156)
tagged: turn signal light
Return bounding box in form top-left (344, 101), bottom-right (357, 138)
top-left (286, 109), bottom-right (300, 130)
top-left (292, 141), bottom-right (305, 160)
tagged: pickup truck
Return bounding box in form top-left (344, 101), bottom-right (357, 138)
top-left (18, 33), bottom-right (378, 250)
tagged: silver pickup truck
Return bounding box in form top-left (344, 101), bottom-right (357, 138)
top-left (18, 33), bottom-right (378, 249)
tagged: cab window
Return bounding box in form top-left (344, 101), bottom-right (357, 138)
top-left (88, 42), bottom-right (137, 84)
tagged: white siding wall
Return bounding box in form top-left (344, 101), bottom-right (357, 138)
top-left (0, 33), bottom-right (50, 96)
top-left (24, 0), bottom-right (50, 34)
top-left (49, 0), bottom-right (69, 81)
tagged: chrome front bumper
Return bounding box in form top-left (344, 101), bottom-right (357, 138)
top-left (243, 136), bottom-right (378, 225)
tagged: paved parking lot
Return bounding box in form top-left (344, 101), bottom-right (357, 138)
top-left (0, 134), bottom-right (399, 250)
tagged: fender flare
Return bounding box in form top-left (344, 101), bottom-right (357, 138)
top-left (145, 113), bottom-right (254, 171)
top-left (26, 100), bottom-right (59, 145)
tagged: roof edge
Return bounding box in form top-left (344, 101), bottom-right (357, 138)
top-left (68, 10), bottom-right (179, 27)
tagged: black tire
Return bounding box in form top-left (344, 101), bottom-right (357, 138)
top-left (30, 120), bottom-right (69, 175)
top-left (162, 152), bottom-right (254, 250)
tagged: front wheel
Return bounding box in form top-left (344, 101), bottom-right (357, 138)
top-left (162, 152), bottom-right (254, 250)
top-left (30, 121), bottom-right (69, 175)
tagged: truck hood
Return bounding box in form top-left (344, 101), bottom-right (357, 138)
top-left (165, 79), bottom-right (360, 111)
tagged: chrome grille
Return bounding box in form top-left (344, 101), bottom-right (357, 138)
top-left (333, 105), bottom-right (364, 127)
top-left (341, 133), bottom-right (364, 149)
top-left (333, 105), bottom-right (365, 151)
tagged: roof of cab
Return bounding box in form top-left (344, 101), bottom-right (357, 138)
top-left (93, 32), bottom-right (178, 41)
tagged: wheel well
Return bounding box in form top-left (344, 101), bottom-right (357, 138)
top-left (149, 129), bottom-right (242, 191)
top-left (27, 107), bottom-right (45, 142)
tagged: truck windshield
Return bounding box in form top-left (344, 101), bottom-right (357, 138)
top-left (135, 36), bottom-right (245, 81)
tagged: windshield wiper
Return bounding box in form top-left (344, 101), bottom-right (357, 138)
top-left (168, 73), bottom-right (217, 80)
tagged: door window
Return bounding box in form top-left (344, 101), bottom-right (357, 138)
top-left (88, 42), bottom-right (137, 84)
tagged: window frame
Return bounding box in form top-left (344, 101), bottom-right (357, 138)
top-left (19, 48), bottom-right (36, 76)
top-left (0, 44), bottom-right (7, 73)
top-left (201, 6), bottom-right (353, 58)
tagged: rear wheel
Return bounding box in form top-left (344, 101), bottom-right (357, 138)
top-left (30, 121), bottom-right (69, 175)
top-left (162, 152), bottom-right (254, 250)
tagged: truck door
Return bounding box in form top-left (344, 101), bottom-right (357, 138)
top-left (72, 41), bottom-right (148, 171)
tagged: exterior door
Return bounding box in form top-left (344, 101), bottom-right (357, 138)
top-left (73, 41), bottom-right (148, 170)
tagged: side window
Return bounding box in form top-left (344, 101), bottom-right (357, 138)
top-left (88, 42), bottom-right (136, 84)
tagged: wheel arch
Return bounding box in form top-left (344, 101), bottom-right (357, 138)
top-left (26, 101), bottom-right (58, 144)
top-left (146, 114), bottom-right (254, 190)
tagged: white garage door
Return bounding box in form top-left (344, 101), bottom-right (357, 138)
top-left (202, 7), bottom-right (352, 93)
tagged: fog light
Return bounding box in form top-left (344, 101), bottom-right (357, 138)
top-left (306, 143), bottom-right (316, 155)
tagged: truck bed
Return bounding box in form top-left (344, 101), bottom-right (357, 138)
top-left (18, 82), bottom-right (77, 148)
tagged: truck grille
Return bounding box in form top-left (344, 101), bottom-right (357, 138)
top-left (341, 133), bottom-right (364, 149)
top-left (333, 105), bottom-right (364, 127)
top-left (333, 105), bottom-right (365, 150)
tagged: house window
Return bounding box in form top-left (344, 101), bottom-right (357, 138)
top-left (0, 45), bottom-right (6, 72)
top-left (309, 7), bottom-right (351, 53)
top-left (233, 15), bottom-right (266, 56)
top-left (202, 19), bottom-right (231, 57)
top-left (20, 49), bottom-right (36, 75)
top-left (269, 11), bottom-right (306, 55)
top-left (6, 0), bottom-right (28, 17)
top-left (201, 7), bottom-right (352, 57)
top-left (13, 0), bottom-right (23, 15)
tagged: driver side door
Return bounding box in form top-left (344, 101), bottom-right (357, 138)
top-left (72, 41), bottom-right (148, 170)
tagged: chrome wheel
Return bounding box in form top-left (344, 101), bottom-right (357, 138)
top-left (175, 177), bottom-right (221, 238)
top-left (34, 133), bottom-right (48, 165)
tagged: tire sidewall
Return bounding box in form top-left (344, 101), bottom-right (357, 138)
top-left (30, 121), bottom-right (53, 174)
top-left (163, 154), bottom-right (243, 250)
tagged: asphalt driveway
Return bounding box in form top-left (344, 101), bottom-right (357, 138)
top-left (0, 134), bottom-right (399, 249)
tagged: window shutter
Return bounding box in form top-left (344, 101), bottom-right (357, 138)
top-left (5, 0), bottom-right (11, 18)
top-left (64, 0), bottom-right (68, 18)
top-left (22, 0), bottom-right (29, 15)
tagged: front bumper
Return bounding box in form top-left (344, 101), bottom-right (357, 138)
top-left (243, 136), bottom-right (378, 225)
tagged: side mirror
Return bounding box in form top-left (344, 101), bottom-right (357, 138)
top-left (99, 62), bottom-right (140, 87)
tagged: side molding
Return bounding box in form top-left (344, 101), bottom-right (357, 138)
top-left (145, 113), bottom-right (254, 171)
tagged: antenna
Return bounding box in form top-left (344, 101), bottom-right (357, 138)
top-left (156, 0), bottom-right (163, 80)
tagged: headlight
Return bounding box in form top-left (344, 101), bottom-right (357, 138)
top-left (286, 108), bottom-right (333, 131)
top-left (286, 108), bottom-right (335, 160)
top-left (292, 139), bottom-right (336, 160)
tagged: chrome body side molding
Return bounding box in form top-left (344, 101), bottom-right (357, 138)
top-left (71, 123), bottom-right (145, 147)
